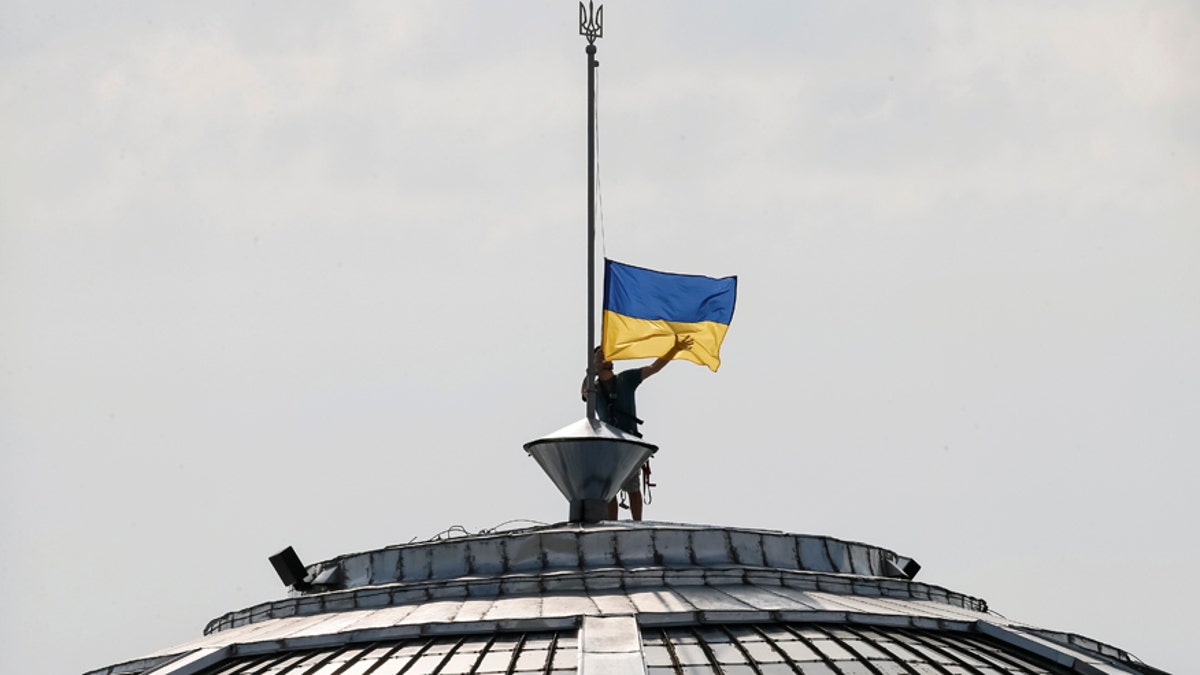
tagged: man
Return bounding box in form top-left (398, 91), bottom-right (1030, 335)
top-left (582, 334), bottom-right (693, 521)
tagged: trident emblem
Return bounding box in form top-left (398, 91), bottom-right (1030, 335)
top-left (579, 1), bottom-right (603, 44)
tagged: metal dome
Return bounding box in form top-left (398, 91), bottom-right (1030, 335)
top-left (84, 521), bottom-right (1167, 675)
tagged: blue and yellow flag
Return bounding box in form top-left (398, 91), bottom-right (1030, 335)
top-left (602, 259), bottom-right (737, 372)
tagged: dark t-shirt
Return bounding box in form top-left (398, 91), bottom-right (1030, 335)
top-left (596, 369), bottom-right (644, 436)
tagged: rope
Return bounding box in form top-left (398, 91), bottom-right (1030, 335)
top-left (410, 519), bottom-right (550, 543)
top-left (617, 461), bottom-right (656, 510)
top-left (642, 461), bottom-right (655, 505)
top-left (479, 518), bottom-right (549, 534)
top-left (407, 525), bottom-right (471, 542)
top-left (595, 63), bottom-right (607, 260)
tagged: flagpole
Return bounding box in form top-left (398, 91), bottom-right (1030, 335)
top-left (581, 2), bottom-right (602, 422)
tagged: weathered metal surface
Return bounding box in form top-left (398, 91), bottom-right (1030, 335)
top-left (670, 586), bottom-right (756, 612)
top-left (106, 623), bottom-right (1124, 675)
top-left (132, 630), bottom-right (579, 675)
top-left (589, 591), bottom-right (638, 616)
top-left (276, 522), bottom-right (917, 608)
top-left (202, 554), bottom-right (985, 638)
top-left (400, 598), bottom-right (465, 625)
top-left (579, 615), bottom-right (645, 675)
top-left (87, 522), bottom-right (1162, 675)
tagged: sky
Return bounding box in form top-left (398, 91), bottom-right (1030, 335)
top-left (1, 2), bottom-right (1197, 673)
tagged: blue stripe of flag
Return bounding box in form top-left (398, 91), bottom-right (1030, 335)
top-left (603, 259), bottom-right (737, 325)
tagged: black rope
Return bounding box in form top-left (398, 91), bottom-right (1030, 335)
top-left (595, 58), bottom-right (607, 260)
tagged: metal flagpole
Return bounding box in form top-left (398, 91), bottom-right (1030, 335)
top-left (581, 2), bottom-right (603, 422)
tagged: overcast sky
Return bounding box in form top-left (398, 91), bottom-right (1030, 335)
top-left (2, 2), bottom-right (1197, 673)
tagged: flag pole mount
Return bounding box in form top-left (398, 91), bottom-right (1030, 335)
top-left (525, 419), bottom-right (657, 523)
top-left (583, 0), bottom-right (601, 422)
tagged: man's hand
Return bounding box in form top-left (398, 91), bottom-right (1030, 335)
top-left (671, 335), bottom-right (694, 352)
top-left (643, 334), bottom-right (695, 379)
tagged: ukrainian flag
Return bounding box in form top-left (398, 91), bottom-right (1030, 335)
top-left (602, 259), bottom-right (737, 372)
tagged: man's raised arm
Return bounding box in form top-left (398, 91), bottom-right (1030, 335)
top-left (641, 335), bottom-right (694, 379)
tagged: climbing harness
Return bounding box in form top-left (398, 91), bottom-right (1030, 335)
top-left (642, 460), bottom-right (655, 505)
top-left (618, 460), bottom-right (656, 509)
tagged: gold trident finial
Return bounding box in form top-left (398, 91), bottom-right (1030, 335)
top-left (579, 1), bottom-right (603, 44)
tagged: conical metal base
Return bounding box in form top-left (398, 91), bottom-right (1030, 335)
top-left (524, 418), bottom-right (658, 523)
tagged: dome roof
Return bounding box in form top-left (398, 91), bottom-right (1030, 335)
top-left (84, 521), bottom-right (1166, 675)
